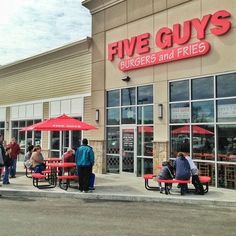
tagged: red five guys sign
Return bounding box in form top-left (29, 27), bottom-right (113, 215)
top-left (107, 10), bottom-right (232, 72)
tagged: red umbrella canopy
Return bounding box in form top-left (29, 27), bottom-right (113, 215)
top-left (21, 115), bottom-right (97, 131)
top-left (20, 120), bottom-right (48, 131)
top-left (172, 125), bottom-right (213, 135)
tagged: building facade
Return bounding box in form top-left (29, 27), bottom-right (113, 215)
top-left (0, 38), bottom-right (93, 161)
top-left (83, 0), bottom-right (236, 189)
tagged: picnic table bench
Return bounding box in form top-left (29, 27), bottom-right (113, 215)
top-left (144, 174), bottom-right (211, 195)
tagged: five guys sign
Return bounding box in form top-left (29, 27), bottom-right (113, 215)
top-left (107, 10), bottom-right (232, 72)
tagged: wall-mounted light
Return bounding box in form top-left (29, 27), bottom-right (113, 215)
top-left (158, 104), bottom-right (163, 119)
top-left (95, 109), bottom-right (99, 122)
top-left (122, 76), bottom-right (130, 82)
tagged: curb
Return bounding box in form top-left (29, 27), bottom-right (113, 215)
top-left (1, 188), bottom-right (236, 207)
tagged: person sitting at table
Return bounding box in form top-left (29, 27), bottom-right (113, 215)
top-left (58, 148), bottom-right (76, 176)
top-left (174, 152), bottom-right (191, 195)
top-left (30, 145), bottom-right (46, 173)
top-left (185, 154), bottom-right (204, 195)
top-left (63, 148), bottom-right (75, 163)
top-left (24, 145), bottom-right (34, 169)
top-left (157, 160), bottom-right (175, 194)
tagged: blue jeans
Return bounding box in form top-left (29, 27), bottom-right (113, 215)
top-left (10, 159), bottom-right (17, 177)
top-left (3, 166), bottom-right (10, 184)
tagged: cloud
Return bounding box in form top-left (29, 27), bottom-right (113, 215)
top-left (0, 0), bottom-right (91, 65)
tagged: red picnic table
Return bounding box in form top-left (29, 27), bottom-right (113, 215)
top-left (46, 162), bottom-right (77, 190)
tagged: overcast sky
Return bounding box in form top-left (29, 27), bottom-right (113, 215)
top-left (0, 0), bottom-right (91, 65)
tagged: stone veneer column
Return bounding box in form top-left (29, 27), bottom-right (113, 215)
top-left (153, 141), bottom-right (168, 176)
top-left (89, 140), bottom-right (106, 174)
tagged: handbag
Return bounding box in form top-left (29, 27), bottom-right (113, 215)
top-left (25, 159), bottom-right (33, 169)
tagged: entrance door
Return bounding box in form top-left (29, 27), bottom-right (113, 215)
top-left (121, 127), bottom-right (136, 174)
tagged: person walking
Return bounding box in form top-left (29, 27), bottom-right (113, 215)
top-left (75, 138), bottom-right (94, 193)
top-left (8, 137), bottom-right (20, 178)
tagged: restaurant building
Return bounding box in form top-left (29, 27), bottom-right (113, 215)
top-left (0, 0), bottom-right (236, 190)
top-left (82, 0), bottom-right (236, 189)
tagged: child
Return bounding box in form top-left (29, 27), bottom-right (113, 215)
top-left (157, 160), bottom-right (175, 194)
top-left (3, 147), bottom-right (12, 184)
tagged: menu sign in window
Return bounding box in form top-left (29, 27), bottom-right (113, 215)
top-left (123, 131), bottom-right (134, 151)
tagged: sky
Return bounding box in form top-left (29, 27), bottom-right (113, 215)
top-left (0, 0), bottom-right (91, 65)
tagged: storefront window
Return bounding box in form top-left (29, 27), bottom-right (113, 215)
top-left (107, 108), bottom-right (120, 125)
top-left (218, 164), bottom-right (236, 189)
top-left (121, 107), bottom-right (136, 124)
top-left (106, 127), bottom-right (120, 154)
top-left (192, 101), bottom-right (214, 123)
top-left (217, 125), bottom-right (236, 161)
top-left (170, 72), bottom-right (236, 190)
top-left (217, 99), bottom-right (236, 122)
top-left (192, 125), bottom-right (214, 160)
top-left (170, 80), bottom-right (189, 102)
top-left (138, 85), bottom-right (153, 104)
top-left (107, 90), bottom-right (120, 107)
top-left (0, 122), bottom-right (4, 137)
top-left (143, 126), bottom-right (153, 156)
top-left (196, 162), bottom-right (215, 186)
top-left (144, 158), bottom-right (153, 174)
top-left (106, 155), bottom-right (119, 173)
top-left (72, 130), bottom-right (81, 149)
top-left (51, 131), bottom-right (60, 150)
top-left (170, 125), bottom-right (190, 156)
top-left (191, 77), bottom-right (214, 100)
top-left (11, 120), bottom-right (42, 160)
top-left (138, 106), bottom-right (153, 124)
top-left (137, 126), bottom-right (153, 157)
top-left (170, 103), bottom-right (189, 123)
top-left (217, 73), bottom-right (236, 98)
top-left (122, 88), bottom-right (136, 106)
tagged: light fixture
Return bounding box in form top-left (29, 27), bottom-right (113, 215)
top-left (95, 109), bottom-right (99, 122)
top-left (158, 104), bottom-right (163, 119)
top-left (122, 76), bottom-right (130, 82)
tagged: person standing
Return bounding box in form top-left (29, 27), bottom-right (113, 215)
top-left (9, 137), bottom-right (20, 178)
top-left (185, 155), bottom-right (204, 195)
top-left (3, 147), bottom-right (12, 185)
top-left (75, 138), bottom-right (94, 193)
top-left (0, 134), bottom-right (6, 183)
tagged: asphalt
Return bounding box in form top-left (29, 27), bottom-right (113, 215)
top-left (1, 162), bottom-right (236, 207)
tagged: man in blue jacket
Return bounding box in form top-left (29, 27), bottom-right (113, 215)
top-left (75, 138), bottom-right (94, 192)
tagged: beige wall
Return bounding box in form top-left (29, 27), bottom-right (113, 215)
top-left (0, 39), bottom-right (92, 105)
top-left (102, 0), bottom-right (236, 143)
top-left (83, 0), bottom-right (236, 170)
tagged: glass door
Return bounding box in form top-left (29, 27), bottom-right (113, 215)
top-left (121, 127), bottom-right (136, 174)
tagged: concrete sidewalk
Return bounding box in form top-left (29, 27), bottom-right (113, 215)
top-left (1, 162), bottom-right (236, 207)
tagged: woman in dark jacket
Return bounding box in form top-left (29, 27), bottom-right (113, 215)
top-left (174, 152), bottom-right (191, 194)
top-left (3, 147), bottom-right (12, 184)
top-left (157, 160), bottom-right (175, 193)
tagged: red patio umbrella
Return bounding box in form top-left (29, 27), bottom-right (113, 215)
top-left (172, 125), bottom-right (213, 135)
top-left (20, 119), bottom-right (49, 131)
top-left (21, 114), bottom-right (97, 131)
